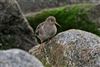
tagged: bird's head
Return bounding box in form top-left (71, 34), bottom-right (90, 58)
top-left (46, 16), bottom-right (61, 27)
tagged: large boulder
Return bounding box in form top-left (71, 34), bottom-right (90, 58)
top-left (0, 0), bottom-right (38, 50)
top-left (0, 49), bottom-right (44, 67)
top-left (30, 29), bottom-right (100, 67)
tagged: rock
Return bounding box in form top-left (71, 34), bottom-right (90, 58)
top-left (0, 49), bottom-right (44, 67)
top-left (30, 29), bottom-right (100, 67)
top-left (0, 0), bottom-right (38, 50)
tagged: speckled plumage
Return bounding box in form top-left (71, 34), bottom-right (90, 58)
top-left (35, 16), bottom-right (60, 43)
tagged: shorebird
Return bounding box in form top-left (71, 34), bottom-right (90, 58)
top-left (35, 16), bottom-right (61, 43)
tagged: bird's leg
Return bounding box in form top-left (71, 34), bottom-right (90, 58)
top-left (40, 39), bottom-right (43, 44)
top-left (47, 35), bottom-right (55, 42)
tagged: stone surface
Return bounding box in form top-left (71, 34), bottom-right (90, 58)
top-left (30, 29), bottom-right (100, 67)
top-left (0, 49), bottom-right (44, 67)
top-left (0, 0), bottom-right (38, 50)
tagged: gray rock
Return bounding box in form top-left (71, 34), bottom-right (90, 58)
top-left (0, 49), bottom-right (44, 67)
top-left (30, 29), bottom-right (100, 67)
top-left (0, 0), bottom-right (38, 50)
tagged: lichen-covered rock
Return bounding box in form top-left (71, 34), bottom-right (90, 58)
top-left (30, 29), bottom-right (100, 67)
top-left (0, 49), bottom-right (44, 67)
top-left (0, 0), bottom-right (38, 50)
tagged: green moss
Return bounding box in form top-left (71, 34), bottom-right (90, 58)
top-left (27, 4), bottom-right (100, 36)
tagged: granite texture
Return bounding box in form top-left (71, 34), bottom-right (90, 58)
top-left (0, 0), bottom-right (38, 51)
top-left (30, 29), bottom-right (100, 67)
top-left (0, 49), bottom-right (44, 67)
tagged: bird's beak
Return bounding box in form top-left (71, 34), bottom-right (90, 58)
top-left (55, 22), bottom-right (61, 27)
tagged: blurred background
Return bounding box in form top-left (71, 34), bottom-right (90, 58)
top-left (16, 0), bottom-right (100, 37)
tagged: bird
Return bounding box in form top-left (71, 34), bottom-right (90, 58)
top-left (35, 16), bottom-right (61, 43)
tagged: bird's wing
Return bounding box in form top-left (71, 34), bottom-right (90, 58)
top-left (35, 22), bottom-right (44, 35)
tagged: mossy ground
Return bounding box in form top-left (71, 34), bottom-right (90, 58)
top-left (27, 4), bottom-right (100, 36)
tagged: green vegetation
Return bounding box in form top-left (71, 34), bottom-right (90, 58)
top-left (27, 4), bottom-right (100, 36)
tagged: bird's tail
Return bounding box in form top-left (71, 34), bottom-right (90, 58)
top-left (34, 32), bottom-right (42, 44)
